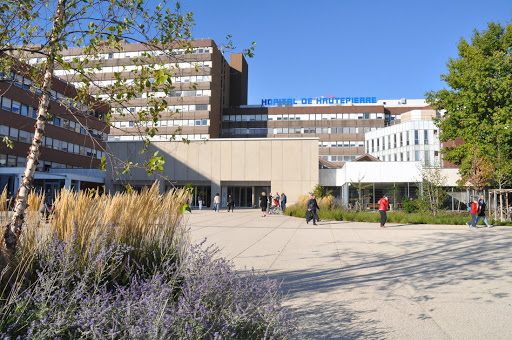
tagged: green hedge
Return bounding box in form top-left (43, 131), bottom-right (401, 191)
top-left (285, 204), bottom-right (512, 226)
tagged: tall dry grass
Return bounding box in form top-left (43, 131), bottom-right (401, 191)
top-left (50, 182), bottom-right (189, 265)
top-left (1, 182), bottom-right (189, 270)
top-left (296, 194), bottom-right (334, 210)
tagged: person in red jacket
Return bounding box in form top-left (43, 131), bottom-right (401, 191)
top-left (467, 198), bottom-right (479, 229)
top-left (378, 195), bottom-right (389, 228)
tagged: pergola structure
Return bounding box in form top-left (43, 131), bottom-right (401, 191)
top-left (489, 189), bottom-right (512, 222)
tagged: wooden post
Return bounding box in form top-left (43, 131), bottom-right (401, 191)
top-left (507, 192), bottom-right (509, 221)
top-left (500, 192), bottom-right (504, 221)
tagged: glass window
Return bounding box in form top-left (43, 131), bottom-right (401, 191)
top-left (414, 130), bottom-right (419, 145)
top-left (7, 155), bottom-right (17, 167)
top-left (32, 108), bottom-right (37, 118)
top-left (21, 104), bottom-right (28, 116)
top-left (54, 117), bottom-right (61, 126)
top-left (424, 130), bottom-right (428, 145)
top-left (9, 127), bottom-right (18, 141)
top-left (0, 154), bottom-right (6, 167)
top-left (0, 125), bottom-right (8, 137)
top-left (17, 157), bottom-right (26, 167)
top-left (19, 130), bottom-right (30, 143)
top-left (12, 101), bottom-right (20, 113)
top-left (2, 97), bottom-right (12, 111)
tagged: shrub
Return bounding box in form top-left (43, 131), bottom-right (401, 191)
top-left (402, 196), bottom-right (419, 213)
top-left (0, 233), bottom-right (296, 339)
top-left (0, 184), bottom-right (296, 339)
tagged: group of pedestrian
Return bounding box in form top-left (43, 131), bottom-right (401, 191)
top-left (259, 192), bottom-right (287, 216)
top-left (210, 193), bottom-right (236, 212)
top-left (211, 192), bottom-right (494, 230)
top-left (467, 195), bottom-right (492, 228)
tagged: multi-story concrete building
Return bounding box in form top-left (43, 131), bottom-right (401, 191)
top-left (35, 39), bottom-right (248, 142)
top-left (0, 63), bottom-right (110, 200)
top-left (364, 109), bottom-right (441, 164)
top-left (223, 98), bottom-right (430, 166)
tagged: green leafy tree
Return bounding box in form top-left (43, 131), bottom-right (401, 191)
top-left (426, 20), bottom-right (512, 190)
top-left (350, 177), bottom-right (373, 212)
top-left (418, 161), bottom-right (448, 216)
top-left (310, 184), bottom-right (332, 198)
top-left (0, 0), bottom-right (197, 259)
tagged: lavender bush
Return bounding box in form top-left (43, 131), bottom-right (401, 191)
top-left (0, 231), bottom-right (296, 339)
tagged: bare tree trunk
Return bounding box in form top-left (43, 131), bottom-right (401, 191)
top-left (2, 0), bottom-right (67, 260)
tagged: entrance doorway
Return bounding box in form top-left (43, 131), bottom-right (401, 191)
top-left (226, 187), bottom-right (253, 208)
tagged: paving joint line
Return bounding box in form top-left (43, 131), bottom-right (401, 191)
top-left (231, 215), bottom-right (296, 262)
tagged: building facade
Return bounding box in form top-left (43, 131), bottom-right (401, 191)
top-left (0, 62), bottom-right (109, 199)
top-left (364, 109), bottom-right (441, 164)
top-left (222, 98), bottom-right (431, 166)
top-left (106, 138), bottom-right (319, 207)
top-left (31, 39), bottom-right (248, 142)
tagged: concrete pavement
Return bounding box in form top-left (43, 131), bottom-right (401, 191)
top-left (185, 209), bottom-right (512, 340)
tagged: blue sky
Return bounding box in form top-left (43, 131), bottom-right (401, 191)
top-left (180, 0), bottom-right (512, 105)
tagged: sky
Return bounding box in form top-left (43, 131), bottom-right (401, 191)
top-left (178, 0), bottom-right (512, 105)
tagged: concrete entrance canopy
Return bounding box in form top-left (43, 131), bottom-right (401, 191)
top-left (106, 138), bottom-right (319, 205)
top-left (0, 167), bottom-right (106, 195)
top-left (320, 161), bottom-right (423, 187)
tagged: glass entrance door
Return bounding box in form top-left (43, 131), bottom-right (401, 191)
top-left (227, 187), bottom-right (253, 208)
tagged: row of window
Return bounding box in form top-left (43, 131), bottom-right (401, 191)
top-left (98, 89), bottom-right (211, 102)
top-left (54, 61), bottom-right (213, 76)
top-left (112, 104), bottom-right (210, 116)
top-left (0, 125), bottom-right (105, 160)
top-left (223, 127), bottom-right (375, 135)
top-left (320, 155), bottom-right (361, 162)
top-left (366, 129), bottom-right (436, 153)
top-left (0, 95), bottom-right (107, 141)
top-left (28, 47), bottom-right (213, 65)
top-left (319, 141), bottom-right (365, 148)
top-left (75, 75), bottom-right (211, 88)
top-left (373, 151), bottom-right (438, 163)
top-left (0, 153), bottom-right (86, 170)
top-left (108, 134), bottom-right (209, 141)
top-left (4, 73), bottom-right (101, 117)
top-left (112, 119), bottom-right (209, 128)
top-left (222, 113), bottom-right (386, 122)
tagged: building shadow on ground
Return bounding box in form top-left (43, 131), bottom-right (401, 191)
top-left (265, 229), bottom-right (512, 339)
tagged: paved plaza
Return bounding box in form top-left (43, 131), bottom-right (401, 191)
top-left (186, 209), bottom-right (512, 340)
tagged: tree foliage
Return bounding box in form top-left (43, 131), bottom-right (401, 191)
top-left (0, 0), bottom-right (196, 258)
top-left (426, 20), bottom-right (512, 189)
top-left (418, 161), bottom-right (448, 216)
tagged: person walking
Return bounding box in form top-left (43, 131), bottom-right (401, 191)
top-left (259, 192), bottom-right (268, 217)
top-left (213, 193), bottom-right (221, 213)
top-left (378, 195), bottom-right (389, 228)
top-left (466, 198), bottom-right (478, 228)
top-left (267, 193), bottom-right (273, 214)
top-left (306, 194), bottom-right (320, 225)
top-left (198, 195), bottom-right (203, 210)
top-left (281, 193), bottom-right (287, 211)
top-left (475, 195), bottom-right (492, 227)
top-left (227, 194), bottom-right (235, 212)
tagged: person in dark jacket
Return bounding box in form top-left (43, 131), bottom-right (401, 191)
top-left (259, 192), bottom-right (268, 217)
top-left (227, 194), bottom-right (235, 212)
top-left (306, 194), bottom-right (320, 225)
top-left (475, 195), bottom-right (492, 227)
top-left (281, 193), bottom-right (287, 211)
